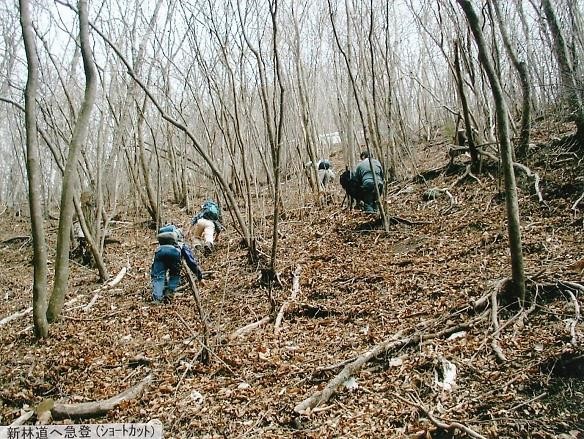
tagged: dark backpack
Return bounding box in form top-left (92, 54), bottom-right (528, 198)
top-left (340, 169), bottom-right (361, 200)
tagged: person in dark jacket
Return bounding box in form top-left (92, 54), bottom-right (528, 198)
top-left (353, 150), bottom-right (384, 213)
top-left (151, 224), bottom-right (203, 304)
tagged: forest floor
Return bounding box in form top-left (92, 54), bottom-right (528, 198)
top-left (0, 120), bottom-right (583, 438)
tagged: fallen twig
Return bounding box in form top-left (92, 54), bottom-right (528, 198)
top-left (509, 392), bottom-right (547, 412)
top-left (490, 288), bottom-right (507, 363)
top-left (572, 192), bottom-right (584, 213)
top-left (0, 307), bottom-right (33, 327)
top-left (182, 260), bottom-right (210, 364)
top-left (9, 409), bottom-right (34, 426)
top-left (393, 393), bottom-right (487, 439)
top-left (565, 290), bottom-right (581, 346)
top-left (274, 265), bottom-right (301, 334)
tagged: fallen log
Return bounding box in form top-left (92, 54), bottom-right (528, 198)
top-left (51, 374), bottom-right (152, 420)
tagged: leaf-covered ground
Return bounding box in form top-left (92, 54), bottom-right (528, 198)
top-left (0, 124), bottom-right (583, 438)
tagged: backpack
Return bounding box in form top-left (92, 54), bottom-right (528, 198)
top-left (318, 159), bottom-right (331, 170)
top-left (157, 224), bottom-right (182, 245)
top-left (201, 200), bottom-right (220, 221)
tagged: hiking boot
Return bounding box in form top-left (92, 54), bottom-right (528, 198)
top-left (203, 242), bottom-right (214, 256)
top-left (164, 288), bottom-right (175, 302)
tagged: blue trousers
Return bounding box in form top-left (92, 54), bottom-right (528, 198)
top-left (151, 245), bottom-right (181, 301)
top-left (361, 180), bottom-right (384, 212)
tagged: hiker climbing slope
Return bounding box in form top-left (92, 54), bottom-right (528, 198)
top-left (189, 200), bottom-right (224, 255)
top-left (151, 224), bottom-right (203, 304)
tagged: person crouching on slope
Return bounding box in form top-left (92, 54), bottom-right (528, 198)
top-left (353, 150), bottom-right (384, 213)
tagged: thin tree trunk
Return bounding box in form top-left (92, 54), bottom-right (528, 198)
top-left (328, 0), bottom-right (389, 231)
top-left (47, 0), bottom-right (97, 322)
top-left (19, 0), bottom-right (49, 338)
top-left (492, 0), bottom-right (531, 158)
top-left (457, 0), bottom-right (526, 303)
top-left (454, 40), bottom-right (479, 167)
top-left (541, 0), bottom-right (584, 144)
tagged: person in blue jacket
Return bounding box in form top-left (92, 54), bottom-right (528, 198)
top-left (353, 150), bottom-right (384, 213)
top-left (151, 224), bottom-right (203, 304)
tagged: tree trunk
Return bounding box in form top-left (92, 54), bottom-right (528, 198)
top-left (491, 0), bottom-right (531, 158)
top-left (457, 0), bottom-right (526, 303)
top-left (541, 0), bottom-right (584, 145)
top-left (454, 40), bottom-right (479, 167)
top-left (47, 0), bottom-right (97, 322)
top-left (19, 0), bottom-right (49, 338)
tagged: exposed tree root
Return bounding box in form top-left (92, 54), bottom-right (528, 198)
top-left (452, 163), bottom-right (481, 187)
top-left (478, 149), bottom-right (545, 204)
top-left (51, 374), bottom-right (152, 420)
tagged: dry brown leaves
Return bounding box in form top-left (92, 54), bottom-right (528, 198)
top-left (0, 135), bottom-right (583, 438)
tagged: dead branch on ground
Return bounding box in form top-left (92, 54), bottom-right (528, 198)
top-left (274, 265), bottom-right (301, 334)
top-left (393, 393), bottom-right (487, 439)
top-left (229, 316), bottom-right (271, 341)
top-left (572, 192), bottom-right (584, 213)
top-left (182, 260), bottom-right (210, 364)
top-left (83, 263), bottom-right (130, 312)
top-left (51, 374), bottom-right (152, 419)
top-left (490, 287), bottom-right (507, 362)
top-left (565, 290), bottom-right (581, 346)
top-left (294, 319), bottom-right (480, 414)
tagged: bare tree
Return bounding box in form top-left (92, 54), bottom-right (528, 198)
top-left (19, 0), bottom-right (50, 338)
top-left (457, 0), bottom-right (526, 303)
top-left (540, 0), bottom-right (584, 145)
top-left (327, 0), bottom-right (389, 231)
top-left (491, 0), bottom-right (532, 158)
top-left (47, 0), bottom-right (97, 322)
